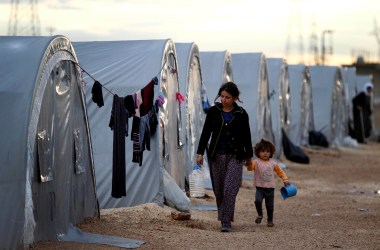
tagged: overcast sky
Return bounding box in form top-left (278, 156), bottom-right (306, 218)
top-left (1, 0), bottom-right (380, 66)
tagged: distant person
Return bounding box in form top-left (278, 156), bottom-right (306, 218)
top-left (196, 81), bottom-right (253, 232)
top-left (352, 82), bottom-right (373, 143)
top-left (247, 138), bottom-right (290, 227)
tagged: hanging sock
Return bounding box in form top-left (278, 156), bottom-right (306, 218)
top-left (91, 80), bottom-right (104, 107)
top-left (131, 116), bottom-right (141, 165)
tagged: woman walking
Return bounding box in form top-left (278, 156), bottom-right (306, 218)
top-left (196, 82), bottom-right (253, 232)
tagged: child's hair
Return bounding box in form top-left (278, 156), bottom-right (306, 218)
top-left (214, 81), bottom-right (242, 103)
top-left (254, 138), bottom-right (276, 158)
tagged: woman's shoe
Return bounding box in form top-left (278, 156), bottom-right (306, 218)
top-left (255, 216), bottom-right (263, 224)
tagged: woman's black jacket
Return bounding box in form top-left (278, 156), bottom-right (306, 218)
top-left (197, 102), bottom-right (253, 161)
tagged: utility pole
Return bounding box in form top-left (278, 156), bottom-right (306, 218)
top-left (321, 29), bottom-right (333, 65)
top-left (285, 0), bottom-right (304, 64)
top-left (309, 19), bottom-right (319, 65)
top-left (8, 0), bottom-right (41, 36)
top-left (370, 18), bottom-right (380, 63)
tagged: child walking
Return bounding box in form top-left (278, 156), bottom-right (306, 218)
top-left (247, 138), bottom-right (290, 227)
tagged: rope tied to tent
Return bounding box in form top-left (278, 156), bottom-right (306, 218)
top-left (74, 58), bottom-right (181, 110)
top-left (75, 59), bottom-right (167, 96)
top-left (75, 62), bottom-right (114, 95)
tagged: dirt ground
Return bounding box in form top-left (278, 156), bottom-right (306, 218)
top-left (32, 138), bottom-right (380, 250)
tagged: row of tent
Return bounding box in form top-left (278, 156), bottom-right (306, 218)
top-left (0, 35), bottom-right (370, 249)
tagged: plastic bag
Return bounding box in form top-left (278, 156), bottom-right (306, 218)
top-left (162, 168), bottom-right (191, 212)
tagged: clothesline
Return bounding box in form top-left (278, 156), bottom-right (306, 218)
top-left (76, 62), bottom-right (114, 95)
top-left (75, 59), bottom-right (167, 96)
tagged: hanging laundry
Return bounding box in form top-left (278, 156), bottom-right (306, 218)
top-left (133, 90), bottom-right (143, 117)
top-left (124, 95), bottom-right (136, 117)
top-left (140, 114), bottom-right (151, 152)
top-left (131, 116), bottom-right (141, 165)
top-left (91, 80), bottom-right (104, 107)
top-left (131, 112), bottom-right (153, 167)
top-left (152, 76), bottom-right (159, 85)
top-left (149, 108), bottom-right (158, 136)
top-left (109, 95), bottom-right (128, 198)
top-left (140, 79), bottom-right (155, 117)
top-left (176, 91), bottom-right (185, 105)
top-left (155, 94), bottom-right (165, 110)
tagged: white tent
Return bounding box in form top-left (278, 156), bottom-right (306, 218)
top-left (231, 53), bottom-right (274, 145)
top-left (199, 51), bottom-right (233, 102)
top-left (288, 64), bottom-right (315, 147)
top-left (175, 42), bottom-right (209, 186)
top-left (0, 36), bottom-right (98, 249)
top-left (74, 39), bottom-right (185, 209)
top-left (340, 67), bottom-right (357, 135)
top-left (309, 66), bottom-right (348, 147)
top-left (267, 58), bottom-right (291, 158)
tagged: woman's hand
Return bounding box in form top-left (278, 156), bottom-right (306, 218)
top-left (196, 154), bottom-right (203, 166)
top-left (245, 158), bottom-right (252, 167)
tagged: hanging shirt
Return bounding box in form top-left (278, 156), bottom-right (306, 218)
top-left (109, 95), bottom-right (128, 198)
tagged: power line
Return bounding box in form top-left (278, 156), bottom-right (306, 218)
top-left (7, 0), bottom-right (41, 36)
top-left (309, 18), bottom-right (319, 65)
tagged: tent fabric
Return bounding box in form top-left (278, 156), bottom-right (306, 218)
top-left (73, 39), bottom-right (185, 209)
top-left (199, 51), bottom-right (233, 102)
top-left (340, 67), bottom-right (357, 136)
top-left (59, 224), bottom-right (145, 248)
top-left (282, 129), bottom-right (310, 164)
top-left (175, 42), bottom-right (209, 186)
top-left (231, 53), bottom-right (274, 145)
top-left (267, 58), bottom-right (291, 158)
top-left (309, 66), bottom-right (348, 147)
top-left (0, 35), bottom-right (98, 249)
top-left (288, 64), bottom-right (315, 147)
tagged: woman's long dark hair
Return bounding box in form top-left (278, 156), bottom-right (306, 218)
top-left (214, 81), bottom-right (242, 103)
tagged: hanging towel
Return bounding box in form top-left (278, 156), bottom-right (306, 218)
top-left (109, 95), bottom-right (128, 198)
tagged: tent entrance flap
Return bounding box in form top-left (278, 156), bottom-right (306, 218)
top-left (32, 59), bottom-right (97, 241)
